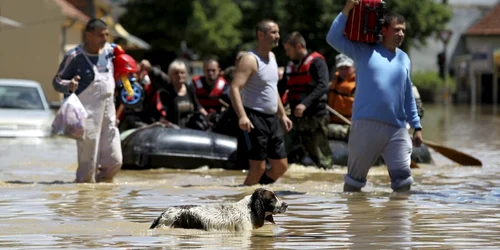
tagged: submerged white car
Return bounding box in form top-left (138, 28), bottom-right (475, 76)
top-left (0, 79), bottom-right (56, 137)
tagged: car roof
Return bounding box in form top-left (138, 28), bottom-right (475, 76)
top-left (0, 79), bottom-right (42, 88)
top-left (0, 79), bottom-right (50, 110)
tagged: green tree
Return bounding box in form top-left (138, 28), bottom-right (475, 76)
top-left (119, 0), bottom-right (451, 69)
top-left (279, 0), bottom-right (345, 65)
top-left (119, 0), bottom-right (242, 68)
top-left (186, 0), bottom-right (242, 60)
top-left (234, 0), bottom-right (286, 51)
top-left (234, 0), bottom-right (342, 67)
top-left (120, 0), bottom-right (192, 53)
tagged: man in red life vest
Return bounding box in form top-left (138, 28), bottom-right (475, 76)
top-left (283, 32), bottom-right (334, 169)
top-left (191, 58), bottom-right (230, 114)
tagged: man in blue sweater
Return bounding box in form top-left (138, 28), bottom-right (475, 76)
top-left (326, 0), bottom-right (423, 192)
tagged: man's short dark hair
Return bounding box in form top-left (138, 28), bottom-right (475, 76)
top-left (85, 18), bottom-right (108, 33)
top-left (383, 12), bottom-right (405, 28)
top-left (256, 19), bottom-right (276, 36)
top-left (203, 58), bottom-right (219, 66)
top-left (283, 31), bottom-right (307, 48)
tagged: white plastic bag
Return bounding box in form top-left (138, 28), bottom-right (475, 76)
top-left (51, 93), bottom-right (88, 140)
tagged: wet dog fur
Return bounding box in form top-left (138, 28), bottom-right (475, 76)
top-left (149, 188), bottom-right (288, 232)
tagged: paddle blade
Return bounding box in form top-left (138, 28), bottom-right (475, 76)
top-left (422, 140), bottom-right (482, 167)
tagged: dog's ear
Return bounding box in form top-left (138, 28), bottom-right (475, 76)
top-left (250, 188), bottom-right (267, 221)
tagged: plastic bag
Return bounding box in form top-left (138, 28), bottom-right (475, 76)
top-left (51, 93), bottom-right (88, 140)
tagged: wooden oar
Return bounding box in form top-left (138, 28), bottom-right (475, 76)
top-left (326, 106), bottom-right (421, 168)
top-left (327, 106), bottom-right (483, 167)
top-left (421, 140), bottom-right (482, 166)
top-left (218, 98), bottom-right (230, 108)
top-left (328, 106), bottom-right (352, 125)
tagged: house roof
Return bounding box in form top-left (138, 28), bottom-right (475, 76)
top-left (54, 0), bottom-right (150, 50)
top-left (52, 0), bottom-right (89, 23)
top-left (465, 2), bottom-right (500, 35)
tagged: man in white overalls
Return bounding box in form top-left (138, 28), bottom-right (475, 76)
top-left (53, 19), bottom-right (122, 183)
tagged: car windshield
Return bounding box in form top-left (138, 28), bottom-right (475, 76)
top-left (0, 85), bottom-right (45, 110)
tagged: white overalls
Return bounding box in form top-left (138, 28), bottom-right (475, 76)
top-left (76, 50), bottom-right (122, 183)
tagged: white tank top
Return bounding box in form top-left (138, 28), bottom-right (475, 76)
top-left (241, 51), bottom-right (279, 115)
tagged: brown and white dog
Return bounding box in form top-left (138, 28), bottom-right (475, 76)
top-left (149, 188), bottom-right (288, 232)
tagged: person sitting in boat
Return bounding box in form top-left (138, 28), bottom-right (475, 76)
top-left (327, 54), bottom-right (355, 141)
top-left (117, 59), bottom-right (177, 132)
top-left (158, 59), bottom-right (209, 129)
top-left (191, 58), bottom-right (230, 115)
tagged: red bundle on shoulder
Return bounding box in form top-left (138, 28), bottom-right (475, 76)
top-left (344, 0), bottom-right (386, 43)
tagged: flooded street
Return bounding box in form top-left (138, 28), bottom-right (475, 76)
top-left (0, 104), bottom-right (499, 249)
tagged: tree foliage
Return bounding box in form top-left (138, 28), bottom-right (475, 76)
top-left (233, 0), bottom-right (286, 51)
top-left (186, 0), bottom-right (242, 60)
top-left (278, 0), bottom-right (345, 65)
top-left (119, 0), bottom-right (242, 69)
top-left (119, 0), bottom-right (452, 69)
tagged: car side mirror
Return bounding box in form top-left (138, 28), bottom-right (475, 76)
top-left (49, 101), bottom-right (61, 110)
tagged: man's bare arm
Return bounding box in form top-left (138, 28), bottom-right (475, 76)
top-left (229, 54), bottom-right (257, 120)
top-left (277, 92), bottom-right (287, 117)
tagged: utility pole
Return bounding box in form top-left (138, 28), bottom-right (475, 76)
top-left (438, 30), bottom-right (453, 105)
top-left (439, 0), bottom-right (451, 104)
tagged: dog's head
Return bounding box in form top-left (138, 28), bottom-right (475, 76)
top-left (249, 188), bottom-right (288, 227)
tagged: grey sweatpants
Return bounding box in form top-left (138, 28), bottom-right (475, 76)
top-left (345, 119), bottom-right (414, 190)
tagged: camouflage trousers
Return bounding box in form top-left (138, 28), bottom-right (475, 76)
top-left (285, 115), bottom-right (334, 169)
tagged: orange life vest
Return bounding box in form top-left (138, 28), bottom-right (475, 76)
top-left (286, 52), bottom-right (325, 102)
top-left (192, 75), bottom-right (227, 112)
top-left (328, 72), bottom-right (356, 124)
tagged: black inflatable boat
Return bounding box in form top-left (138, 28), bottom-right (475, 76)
top-left (120, 124), bottom-right (433, 170)
top-left (121, 125), bottom-right (240, 170)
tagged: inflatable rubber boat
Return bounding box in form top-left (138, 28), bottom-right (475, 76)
top-left (120, 124), bottom-right (433, 170)
top-left (121, 125), bottom-right (240, 170)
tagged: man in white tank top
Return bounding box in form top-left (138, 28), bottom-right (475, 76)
top-left (229, 19), bottom-right (293, 186)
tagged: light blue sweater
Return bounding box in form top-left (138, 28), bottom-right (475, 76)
top-left (326, 13), bottom-right (421, 129)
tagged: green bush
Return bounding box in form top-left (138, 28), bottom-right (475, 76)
top-left (411, 71), bottom-right (455, 103)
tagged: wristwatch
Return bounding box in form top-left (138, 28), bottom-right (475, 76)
top-left (414, 127), bottom-right (422, 131)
